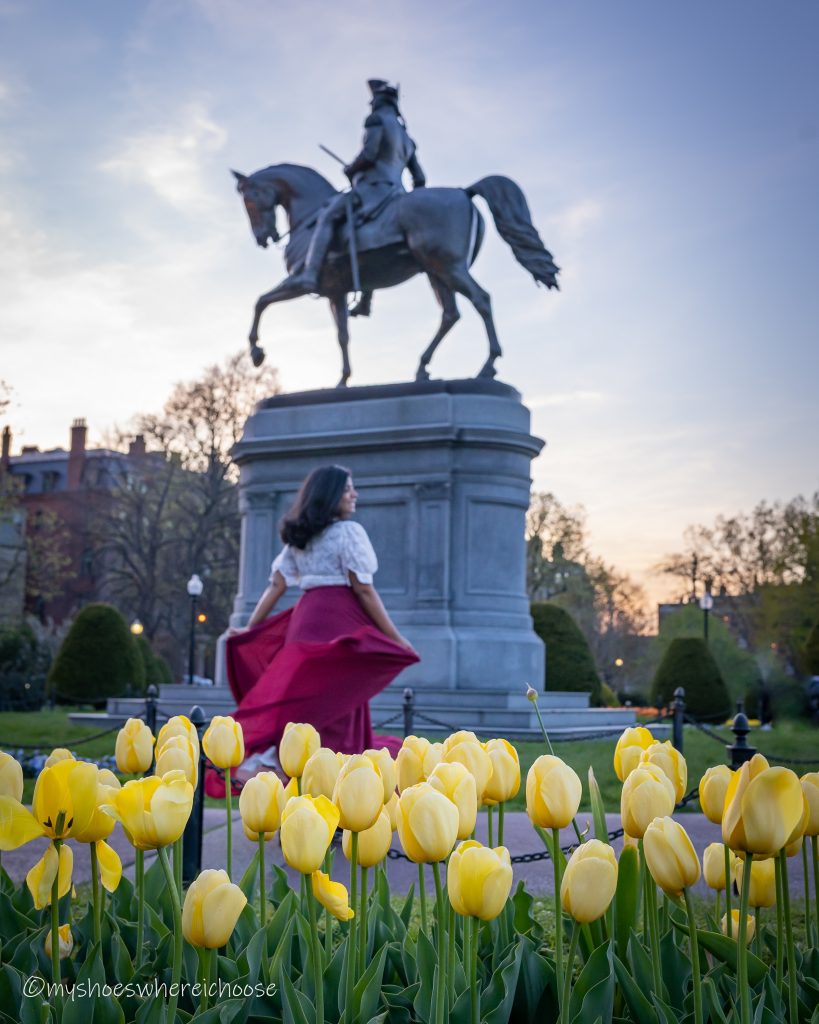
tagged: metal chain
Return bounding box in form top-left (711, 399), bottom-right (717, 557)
top-left (0, 721), bottom-right (122, 750)
top-left (371, 711), bottom-right (404, 730)
top-left (676, 786), bottom-right (700, 809)
top-left (385, 826), bottom-right (626, 864)
top-left (684, 716), bottom-right (729, 745)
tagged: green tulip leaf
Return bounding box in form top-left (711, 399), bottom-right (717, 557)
top-left (398, 885), bottom-right (415, 929)
top-left (265, 889), bottom-right (297, 956)
top-left (693, 929), bottom-right (768, 987)
top-left (278, 962), bottom-right (313, 1024)
top-left (353, 945), bottom-right (387, 1024)
top-left (61, 942), bottom-right (126, 1024)
top-left (626, 930), bottom-right (655, 1000)
top-left (614, 846), bottom-right (640, 962)
top-left (569, 939), bottom-right (614, 1024)
top-left (649, 989), bottom-right (684, 1024)
top-left (511, 934), bottom-right (557, 1020)
top-left (511, 881), bottom-right (540, 939)
top-left (266, 864), bottom-right (292, 905)
top-left (587, 767), bottom-right (609, 843)
top-left (241, 925), bottom-right (268, 988)
top-left (659, 928), bottom-right (691, 1009)
top-left (482, 938), bottom-right (523, 1024)
top-left (238, 849), bottom-right (259, 901)
top-left (133, 997), bottom-right (167, 1024)
top-left (701, 976), bottom-right (730, 1024)
top-left (613, 952), bottom-right (656, 1024)
top-left (0, 889), bottom-right (36, 937)
top-left (412, 929), bottom-right (436, 1024)
top-left (216, 952), bottom-right (240, 983)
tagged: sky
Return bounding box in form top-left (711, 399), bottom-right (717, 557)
top-left (1, 0), bottom-right (817, 608)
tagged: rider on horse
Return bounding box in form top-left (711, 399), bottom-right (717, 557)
top-left (291, 79), bottom-right (426, 306)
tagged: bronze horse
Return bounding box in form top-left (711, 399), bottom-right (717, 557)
top-left (233, 164), bottom-right (559, 386)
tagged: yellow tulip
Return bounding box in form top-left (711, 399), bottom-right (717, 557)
top-left (44, 748), bottom-right (74, 768)
top-left (422, 742), bottom-right (444, 778)
top-left (427, 761), bottom-right (478, 840)
top-left (312, 870), bottom-right (354, 921)
top-left (239, 771), bottom-right (283, 835)
top-left (640, 741), bottom-right (688, 804)
top-left (722, 909), bottom-right (755, 944)
top-left (784, 793), bottom-right (810, 857)
top-left (703, 842), bottom-right (735, 891)
top-left (27, 843), bottom-right (73, 909)
top-left (560, 839), bottom-right (618, 922)
top-left (278, 775), bottom-right (298, 815)
top-left (385, 791), bottom-right (399, 830)
top-left (157, 716), bottom-right (200, 759)
top-left (70, 765), bottom-right (121, 844)
top-left (643, 816), bottom-right (701, 896)
top-left (302, 748), bottom-right (344, 799)
top-left (483, 739), bottom-right (521, 805)
top-left (278, 722), bottom-right (320, 778)
top-left (620, 763), bottom-right (676, 840)
top-left (343, 808), bottom-right (392, 866)
top-left (802, 773), bottom-right (819, 836)
top-left (396, 782), bottom-right (459, 863)
top-left (115, 719), bottom-right (154, 774)
top-left (28, 758), bottom-right (99, 841)
top-left (182, 869), bottom-right (248, 948)
top-left (45, 923), bottom-right (73, 960)
top-left (699, 765), bottom-right (734, 824)
top-left (101, 770), bottom-right (193, 850)
top-left (242, 820), bottom-right (275, 843)
top-left (202, 716), bottom-right (245, 770)
top-left (279, 795), bottom-right (339, 874)
top-left (0, 751), bottom-right (23, 801)
top-left (332, 754), bottom-right (383, 832)
top-left (155, 735), bottom-right (197, 786)
top-left (364, 747), bottom-right (397, 802)
top-left (526, 755), bottom-right (582, 830)
top-left (396, 736), bottom-right (431, 793)
top-left (613, 726), bottom-right (655, 781)
top-left (447, 840), bottom-right (513, 920)
top-left (442, 730), bottom-right (481, 753)
top-left (733, 856), bottom-right (776, 908)
top-left (722, 754), bottom-right (804, 856)
top-left (442, 737), bottom-right (493, 804)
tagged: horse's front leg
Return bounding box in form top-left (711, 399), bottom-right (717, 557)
top-left (248, 277), bottom-right (307, 366)
top-left (329, 294), bottom-right (351, 387)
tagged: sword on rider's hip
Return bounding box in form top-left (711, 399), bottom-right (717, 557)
top-left (319, 144), bottom-right (361, 296)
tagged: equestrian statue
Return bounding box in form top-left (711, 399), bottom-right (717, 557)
top-left (233, 79), bottom-right (559, 386)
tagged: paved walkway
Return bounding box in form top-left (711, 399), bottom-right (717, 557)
top-left (3, 810), bottom-right (808, 900)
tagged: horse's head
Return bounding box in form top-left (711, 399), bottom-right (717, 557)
top-left (232, 170), bottom-right (280, 248)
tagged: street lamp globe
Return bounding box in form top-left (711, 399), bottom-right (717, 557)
top-left (187, 574), bottom-right (204, 598)
top-left (130, 619), bottom-right (144, 636)
top-left (698, 592), bottom-right (714, 612)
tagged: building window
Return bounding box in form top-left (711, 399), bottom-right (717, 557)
top-left (42, 471), bottom-right (61, 493)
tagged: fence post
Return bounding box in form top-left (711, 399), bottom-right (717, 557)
top-left (672, 687), bottom-right (685, 755)
top-left (403, 688), bottom-right (415, 736)
top-left (727, 700), bottom-right (756, 769)
top-left (182, 705), bottom-right (207, 887)
top-left (144, 684), bottom-right (158, 736)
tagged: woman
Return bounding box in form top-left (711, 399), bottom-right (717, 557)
top-left (225, 465), bottom-right (419, 772)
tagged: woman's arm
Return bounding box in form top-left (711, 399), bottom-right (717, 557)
top-left (229, 571), bottom-right (287, 633)
top-left (348, 571), bottom-right (415, 650)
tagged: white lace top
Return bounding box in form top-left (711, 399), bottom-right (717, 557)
top-left (269, 520), bottom-right (378, 590)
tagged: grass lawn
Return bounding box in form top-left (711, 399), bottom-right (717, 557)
top-left (2, 708), bottom-right (817, 811)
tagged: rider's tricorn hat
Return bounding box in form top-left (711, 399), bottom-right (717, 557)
top-left (367, 79), bottom-right (400, 105)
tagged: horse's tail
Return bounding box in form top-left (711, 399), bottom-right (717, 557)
top-left (467, 176), bottom-right (559, 289)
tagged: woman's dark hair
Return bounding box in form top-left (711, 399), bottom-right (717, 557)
top-left (280, 465), bottom-right (351, 549)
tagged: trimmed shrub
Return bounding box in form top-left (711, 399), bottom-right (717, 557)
top-left (806, 621), bottom-right (819, 676)
top-left (0, 623), bottom-right (50, 710)
top-left (599, 682), bottom-right (620, 707)
top-left (530, 602), bottom-right (602, 704)
top-left (652, 637), bottom-right (731, 720)
top-left (134, 635), bottom-right (175, 690)
top-left (48, 603), bottom-right (145, 705)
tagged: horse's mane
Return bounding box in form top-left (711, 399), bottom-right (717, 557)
top-left (252, 163), bottom-right (336, 200)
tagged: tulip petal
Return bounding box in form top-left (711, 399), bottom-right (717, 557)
top-left (0, 796), bottom-right (45, 850)
top-left (96, 840), bottom-right (122, 892)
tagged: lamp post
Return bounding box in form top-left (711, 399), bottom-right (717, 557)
top-left (699, 578), bottom-right (713, 643)
top-left (186, 574), bottom-right (203, 684)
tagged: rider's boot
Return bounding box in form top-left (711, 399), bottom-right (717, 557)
top-left (289, 217), bottom-right (334, 294)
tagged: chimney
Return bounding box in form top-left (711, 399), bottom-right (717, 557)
top-left (128, 434), bottom-right (146, 459)
top-left (67, 417), bottom-right (87, 489)
top-left (1, 426), bottom-right (10, 470)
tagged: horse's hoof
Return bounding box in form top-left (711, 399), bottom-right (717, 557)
top-left (476, 362), bottom-right (497, 380)
top-left (335, 377), bottom-right (349, 389)
top-left (415, 367), bottom-right (430, 382)
top-left (250, 345), bottom-right (266, 368)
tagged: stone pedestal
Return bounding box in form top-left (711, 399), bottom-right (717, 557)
top-left (217, 378), bottom-right (544, 694)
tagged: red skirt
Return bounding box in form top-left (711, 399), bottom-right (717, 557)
top-left (226, 585), bottom-right (418, 759)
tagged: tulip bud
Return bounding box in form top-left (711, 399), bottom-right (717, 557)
top-left (242, 818), bottom-right (275, 842)
top-left (699, 765), bottom-right (734, 824)
top-left (526, 755), bottom-right (582, 830)
top-left (101, 770), bottom-right (193, 850)
top-left (613, 727), bottom-right (655, 782)
top-left (0, 751), bottom-right (24, 802)
top-left (620, 763), bottom-right (676, 839)
top-left (802, 773), bottom-right (819, 836)
top-left (155, 734), bottom-right (198, 786)
top-left (115, 719), bottom-right (154, 775)
top-left (202, 716), bottom-right (244, 770)
top-left (483, 738), bottom-right (521, 805)
top-left (422, 742), bottom-right (444, 779)
top-left (278, 722), bottom-right (320, 779)
top-left (442, 735), bottom-right (493, 803)
top-left (643, 816), bottom-right (701, 896)
top-left (343, 808), bottom-right (392, 867)
top-left (364, 747), bottom-right (397, 802)
top-left (312, 870), bottom-right (354, 920)
top-left (721, 909), bottom-right (755, 944)
top-left (784, 793), bottom-right (810, 857)
top-left (302, 748), bottom-right (344, 799)
top-left (396, 783), bottom-right (459, 863)
top-left (333, 754), bottom-right (384, 832)
top-left (703, 842), bottom-right (735, 891)
top-left (560, 839), bottom-right (618, 922)
top-left (44, 748), bottom-right (74, 769)
top-left (640, 741), bottom-right (687, 804)
top-left (385, 791), bottom-right (399, 830)
top-left (733, 855), bottom-right (776, 908)
top-left (280, 795), bottom-right (339, 874)
top-left (182, 869), bottom-right (247, 948)
top-left (722, 754), bottom-right (804, 856)
top-left (239, 771), bottom-right (284, 835)
top-left (447, 840), bottom-right (513, 920)
top-left (46, 922), bottom-right (73, 960)
top-left (526, 685), bottom-right (538, 702)
top-left (157, 716), bottom-right (200, 760)
top-left (396, 736), bottom-right (430, 793)
top-left (427, 761), bottom-right (478, 840)
top-left (278, 775), bottom-right (298, 816)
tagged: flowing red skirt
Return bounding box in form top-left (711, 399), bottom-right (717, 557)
top-left (206, 586), bottom-right (418, 796)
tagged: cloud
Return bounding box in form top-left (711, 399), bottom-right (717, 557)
top-left (527, 390), bottom-right (605, 408)
top-left (100, 102), bottom-right (228, 214)
top-left (549, 198), bottom-right (604, 241)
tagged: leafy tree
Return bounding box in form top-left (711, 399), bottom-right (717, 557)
top-left (652, 637), bottom-right (731, 720)
top-left (530, 602), bottom-right (602, 704)
top-left (806, 621), bottom-right (819, 675)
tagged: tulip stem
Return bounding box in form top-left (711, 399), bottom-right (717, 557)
top-left (198, 947), bottom-right (212, 1013)
top-left (344, 832), bottom-right (358, 1024)
top-left (432, 861), bottom-right (447, 1024)
top-left (552, 827), bottom-right (564, 1006)
top-left (324, 849), bottom-right (333, 959)
top-left (90, 841), bottom-right (101, 945)
top-left (560, 920), bottom-right (580, 1024)
top-left (779, 849), bottom-right (798, 1024)
top-left (50, 840), bottom-right (62, 1012)
top-left (136, 848), bottom-right (144, 968)
top-left (714, 888), bottom-right (720, 926)
top-left (683, 888), bottom-right (703, 1024)
top-left (157, 847), bottom-right (184, 1024)
top-left (418, 863), bottom-right (428, 934)
top-left (801, 840), bottom-right (811, 946)
top-left (737, 852), bottom-right (752, 1024)
top-left (258, 834), bottom-right (266, 926)
top-left (775, 854), bottom-right (784, 986)
top-left (225, 767), bottom-right (233, 881)
top-left (470, 916), bottom-right (480, 1024)
top-left (498, 802), bottom-right (505, 847)
top-left (813, 835), bottom-right (819, 947)
top-left (359, 864), bottom-right (368, 977)
top-left (723, 845), bottom-right (733, 938)
top-left (753, 907), bottom-right (760, 958)
top-left (173, 835), bottom-right (182, 898)
top-left (639, 839), bottom-right (662, 998)
top-left (487, 806), bottom-right (494, 847)
top-left (307, 884), bottom-right (325, 1023)
top-left (448, 899), bottom-right (456, 1011)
